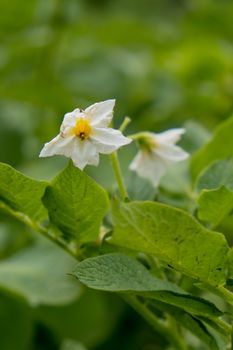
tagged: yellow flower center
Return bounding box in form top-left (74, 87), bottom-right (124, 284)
top-left (73, 119), bottom-right (91, 140)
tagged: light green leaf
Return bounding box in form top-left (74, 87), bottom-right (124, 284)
top-left (0, 162), bottom-right (47, 221)
top-left (191, 116), bottom-right (233, 181)
top-left (74, 253), bottom-right (223, 319)
top-left (43, 162), bottom-right (109, 243)
top-left (111, 201), bottom-right (229, 286)
top-left (0, 237), bottom-right (81, 306)
top-left (196, 159), bottom-right (233, 227)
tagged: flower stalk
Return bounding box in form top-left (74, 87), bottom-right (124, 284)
top-left (110, 151), bottom-right (129, 201)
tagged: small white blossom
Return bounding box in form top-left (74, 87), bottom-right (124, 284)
top-left (40, 100), bottom-right (131, 170)
top-left (129, 129), bottom-right (189, 187)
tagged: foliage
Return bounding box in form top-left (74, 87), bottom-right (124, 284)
top-left (2, 1), bottom-right (233, 350)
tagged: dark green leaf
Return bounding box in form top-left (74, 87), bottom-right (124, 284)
top-left (74, 253), bottom-right (223, 319)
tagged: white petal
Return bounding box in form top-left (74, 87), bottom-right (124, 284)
top-left (155, 128), bottom-right (186, 145)
top-left (85, 99), bottom-right (115, 128)
top-left (71, 139), bottom-right (99, 170)
top-left (130, 151), bottom-right (167, 187)
top-left (62, 109), bottom-right (77, 127)
top-left (155, 143), bottom-right (189, 161)
top-left (39, 134), bottom-right (75, 158)
top-left (62, 109), bottom-right (80, 128)
top-left (90, 127), bottom-right (132, 154)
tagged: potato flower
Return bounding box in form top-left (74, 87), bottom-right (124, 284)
top-left (40, 100), bottom-right (131, 170)
top-left (129, 129), bottom-right (189, 186)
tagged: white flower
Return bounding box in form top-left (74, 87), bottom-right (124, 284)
top-left (129, 129), bottom-right (189, 187)
top-left (39, 99), bottom-right (131, 170)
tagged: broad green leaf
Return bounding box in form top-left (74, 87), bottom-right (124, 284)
top-left (0, 162), bottom-right (47, 221)
top-left (191, 116), bottom-right (233, 181)
top-left (196, 160), bottom-right (233, 227)
top-left (0, 237), bottom-right (81, 306)
top-left (74, 253), bottom-right (223, 319)
top-left (111, 201), bottom-right (229, 286)
top-left (43, 162), bottom-right (109, 243)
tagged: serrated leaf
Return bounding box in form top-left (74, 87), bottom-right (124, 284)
top-left (0, 237), bottom-right (81, 306)
top-left (74, 253), bottom-right (223, 319)
top-left (0, 162), bottom-right (47, 221)
top-left (191, 116), bottom-right (233, 181)
top-left (43, 162), bottom-right (109, 244)
top-left (111, 201), bottom-right (229, 286)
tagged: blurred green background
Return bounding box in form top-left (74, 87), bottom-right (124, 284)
top-left (1, 0), bottom-right (233, 349)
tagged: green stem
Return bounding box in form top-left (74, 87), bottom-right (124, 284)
top-left (110, 152), bottom-right (129, 201)
top-left (0, 200), bottom-right (82, 260)
top-left (218, 286), bottom-right (233, 307)
top-left (128, 132), bottom-right (149, 141)
top-left (122, 294), bottom-right (187, 350)
top-left (119, 116), bottom-right (131, 132)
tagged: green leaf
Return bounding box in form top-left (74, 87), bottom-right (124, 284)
top-left (74, 253), bottom-right (223, 319)
top-left (111, 200), bottom-right (229, 286)
top-left (0, 162), bottom-right (47, 221)
top-left (191, 116), bottom-right (233, 181)
top-left (43, 162), bottom-right (109, 244)
top-left (196, 159), bottom-right (233, 227)
top-left (0, 237), bottom-right (81, 306)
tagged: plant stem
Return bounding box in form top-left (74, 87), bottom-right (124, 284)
top-left (218, 286), bottom-right (233, 307)
top-left (0, 200), bottom-right (82, 260)
top-left (122, 294), bottom-right (187, 350)
top-left (119, 116), bottom-right (131, 132)
top-left (110, 151), bottom-right (129, 201)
